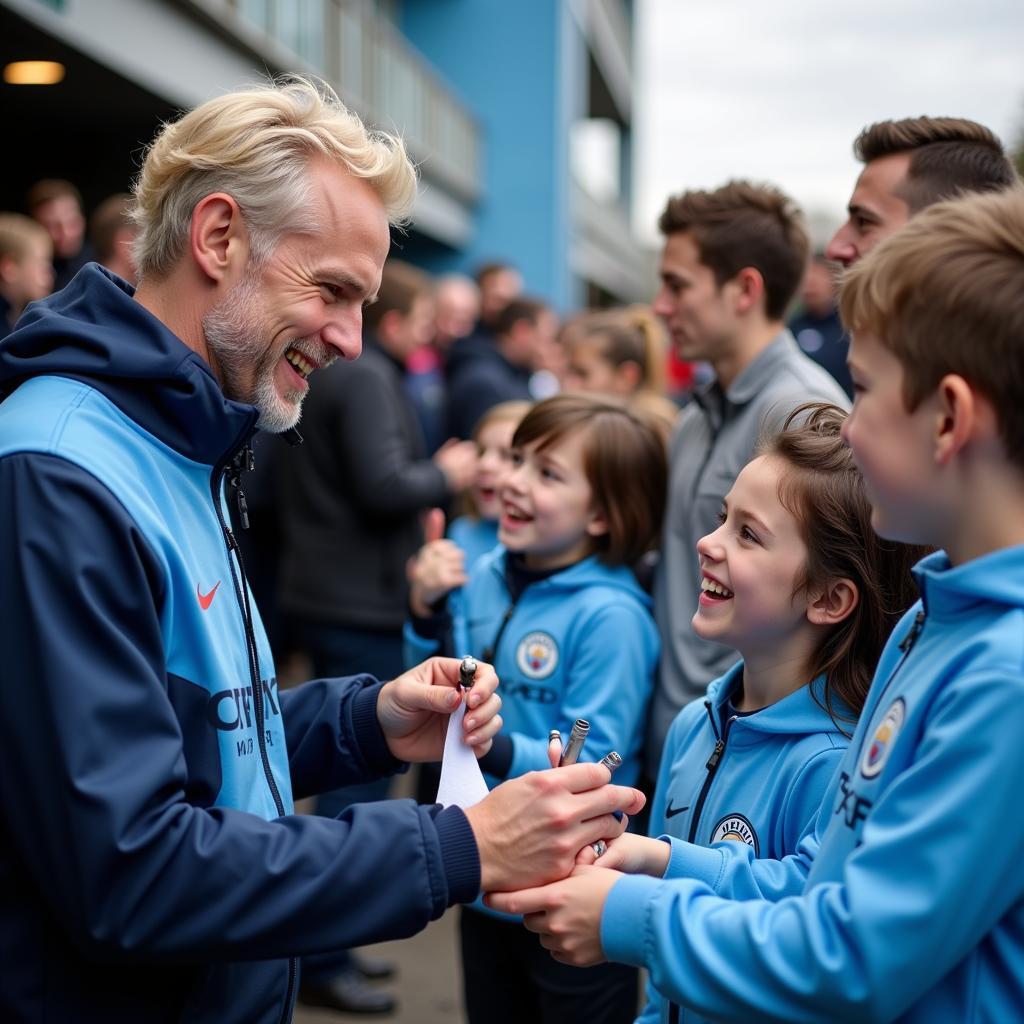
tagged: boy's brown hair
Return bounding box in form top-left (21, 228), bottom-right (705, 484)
top-left (362, 258), bottom-right (431, 330)
top-left (840, 188), bottom-right (1024, 472)
top-left (658, 180), bottom-right (809, 320)
top-left (512, 393), bottom-right (667, 566)
top-left (854, 117), bottom-right (1018, 213)
top-left (761, 404), bottom-right (927, 725)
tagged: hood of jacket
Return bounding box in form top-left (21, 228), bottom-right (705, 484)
top-left (0, 264), bottom-right (256, 467)
top-left (481, 547), bottom-right (654, 610)
top-left (914, 545), bottom-right (1024, 618)
top-left (704, 662), bottom-right (851, 743)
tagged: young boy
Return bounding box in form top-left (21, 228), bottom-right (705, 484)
top-left (490, 186), bottom-right (1024, 1022)
top-left (0, 213), bottom-right (53, 339)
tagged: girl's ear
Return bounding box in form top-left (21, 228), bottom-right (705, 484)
top-left (585, 506), bottom-right (609, 539)
top-left (806, 577), bottom-right (859, 626)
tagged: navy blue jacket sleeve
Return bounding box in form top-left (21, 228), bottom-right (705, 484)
top-left (0, 452), bottom-right (479, 961)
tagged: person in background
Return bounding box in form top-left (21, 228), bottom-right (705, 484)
top-left (446, 296), bottom-right (556, 440)
top-left (407, 273), bottom-right (481, 454)
top-left (90, 192), bottom-right (140, 286)
top-left (475, 260), bottom-right (523, 333)
top-left (26, 178), bottom-right (94, 290)
top-left (564, 305), bottom-right (679, 442)
top-left (0, 213), bottom-right (54, 339)
top-left (788, 251), bottom-right (851, 397)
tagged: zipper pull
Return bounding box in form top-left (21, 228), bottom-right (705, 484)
top-left (898, 609), bottom-right (926, 652)
top-left (235, 483), bottom-right (250, 531)
top-left (223, 525), bottom-right (239, 551)
top-left (705, 739), bottom-right (725, 771)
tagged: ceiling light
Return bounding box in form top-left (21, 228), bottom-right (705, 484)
top-left (4, 61), bottom-right (66, 85)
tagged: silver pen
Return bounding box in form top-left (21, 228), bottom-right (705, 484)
top-left (459, 655), bottom-right (478, 691)
top-left (558, 718), bottom-right (590, 766)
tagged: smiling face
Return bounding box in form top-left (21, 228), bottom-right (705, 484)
top-left (474, 417), bottom-right (519, 520)
top-left (842, 330), bottom-right (940, 545)
top-left (498, 427), bottom-right (607, 570)
top-left (203, 158), bottom-right (391, 433)
top-left (825, 153), bottom-right (912, 268)
top-left (693, 455), bottom-right (814, 658)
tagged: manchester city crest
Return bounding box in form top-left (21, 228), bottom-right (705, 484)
top-left (516, 631), bottom-right (559, 679)
top-left (710, 813), bottom-right (759, 855)
top-left (860, 697), bottom-right (906, 779)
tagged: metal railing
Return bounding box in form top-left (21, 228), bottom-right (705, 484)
top-left (192, 0), bottom-right (480, 202)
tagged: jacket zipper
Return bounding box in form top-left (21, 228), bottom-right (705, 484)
top-left (686, 700), bottom-right (736, 845)
top-left (669, 611), bottom-right (927, 1024)
top-left (213, 441), bottom-right (296, 1023)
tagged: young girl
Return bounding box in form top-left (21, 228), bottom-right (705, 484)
top-left (406, 393), bottom-right (668, 1024)
top-left (581, 403), bottom-right (925, 1024)
top-left (563, 305), bottom-right (679, 442)
top-left (447, 400), bottom-right (532, 573)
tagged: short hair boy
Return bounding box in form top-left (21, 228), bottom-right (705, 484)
top-left (491, 187), bottom-right (1024, 1022)
top-left (0, 213), bottom-right (54, 337)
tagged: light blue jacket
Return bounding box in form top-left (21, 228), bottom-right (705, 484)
top-left (639, 664), bottom-right (849, 1024)
top-left (447, 515), bottom-right (499, 575)
top-left (406, 548), bottom-right (658, 788)
top-left (604, 546), bottom-right (1024, 1023)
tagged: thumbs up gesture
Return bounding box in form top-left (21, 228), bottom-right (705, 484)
top-left (408, 508), bottom-right (468, 617)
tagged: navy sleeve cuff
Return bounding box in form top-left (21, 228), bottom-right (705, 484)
top-left (431, 805), bottom-right (481, 905)
top-left (350, 679), bottom-right (405, 776)
top-left (476, 733), bottom-right (514, 779)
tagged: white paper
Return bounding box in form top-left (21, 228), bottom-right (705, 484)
top-left (435, 700), bottom-right (489, 809)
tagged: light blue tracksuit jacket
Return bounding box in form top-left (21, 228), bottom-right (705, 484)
top-left (603, 547), bottom-right (1024, 1023)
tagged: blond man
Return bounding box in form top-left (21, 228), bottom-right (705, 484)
top-left (0, 78), bottom-right (641, 1024)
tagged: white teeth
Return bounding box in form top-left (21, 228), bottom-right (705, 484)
top-left (701, 577), bottom-right (733, 598)
top-left (285, 349), bottom-right (314, 378)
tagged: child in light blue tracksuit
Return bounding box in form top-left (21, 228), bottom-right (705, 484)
top-left (406, 394), bottom-right (667, 1024)
top-left (447, 400), bottom-right (531, 574)
top-left (491, 191), bottom-right (1024, 1024)
top-left (624, 404), bottom-right (923, 1024)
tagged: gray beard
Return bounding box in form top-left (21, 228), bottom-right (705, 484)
top-left (201, 274), bottom-right (303, 434)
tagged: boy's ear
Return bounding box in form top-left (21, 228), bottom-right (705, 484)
top-left (933, 373), bottom-right (990, 466)
top-left (806, 577), bottom-right (859, 627)
top-left (190, 192), bottom-right (250, 285)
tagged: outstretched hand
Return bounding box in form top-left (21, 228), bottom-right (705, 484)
top-left (465, 762), bottom-right (645, 893)
top-left (377, 656), bottom-right (502, 763)
top-left (486, 865), bottom-right (621, 966)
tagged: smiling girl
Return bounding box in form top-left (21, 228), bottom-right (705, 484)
top-left (406, 393), bottom-right (668, 1024)
top-left (579, 402), bottom-right (925, 1024)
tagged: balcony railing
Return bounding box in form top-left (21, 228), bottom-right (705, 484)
top-left (187, 0), bottom-right (480, 202)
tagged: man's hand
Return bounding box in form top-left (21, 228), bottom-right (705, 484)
top-left (574, 832), bottom-right (671, 876)
top-left (377, 657), bottom-right (501, 763)
top-left (464, 763), bottom-right (645, 893)
top-left (486, 865), bottom-right (621, 966)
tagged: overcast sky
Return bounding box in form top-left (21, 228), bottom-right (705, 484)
top-left (633, 0), bottom-right (1024, 245)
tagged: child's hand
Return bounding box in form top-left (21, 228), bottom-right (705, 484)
top-left (409, 509), bottom-right (467, 617)
top-left (574, 832), bottom-right (670, 877)
top-left (434, 438), bottom-right (479, 492)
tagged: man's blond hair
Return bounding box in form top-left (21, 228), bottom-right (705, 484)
top-left (840, 187), bottom-right (1024, 469)
top-left (131, 76), bottom-right (417, 279)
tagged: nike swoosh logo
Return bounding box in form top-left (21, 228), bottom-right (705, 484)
top-left (197, 581), bottom-right (221, 610)
top-left (665, 801), bottom-right (689, 819)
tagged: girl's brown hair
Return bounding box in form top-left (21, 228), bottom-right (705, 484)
top-left (761, 403), bottom-right (928, 727)
top-left (573, 305), bottom-right (669, 395)
top-left (512, 394), bottom-right (667, 567)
